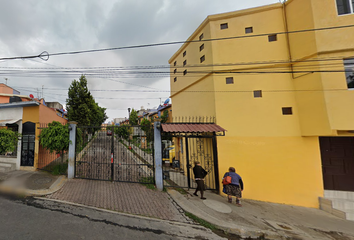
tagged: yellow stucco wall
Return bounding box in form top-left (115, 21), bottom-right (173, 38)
top-left (217, 136), bottom-right (323, 208)
top-left (171, 75), bottom-right (216, 118)
top-left (169, 0), bottom-right (354, 208)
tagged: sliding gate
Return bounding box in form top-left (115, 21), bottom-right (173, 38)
top-left (75, 125), bottom-right (154, 184)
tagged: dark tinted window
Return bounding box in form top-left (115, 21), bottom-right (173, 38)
top-left (220, 23), bottom-right (228, 29)
top-left (226, 77), bottom-right (234, 84)
top-left (336, 0), bottom-right (351, 14)
top-left (245, 27), bottom-right (253, 34)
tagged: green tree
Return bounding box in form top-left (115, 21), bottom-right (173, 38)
top-left (39, 121), bottom-right (70, 154)
top-left (115, 125), bottom-right (129, 139)
top-left (66, 75), bottom-right (107, 126)
top-left (140, 118), bottom-right (153, 143)
top-left (161, 110), bottom-right (169, 123)
top-left (0, 128), bottom-right (19, 154)
top-left (129, 109), bottom-right (138, 126)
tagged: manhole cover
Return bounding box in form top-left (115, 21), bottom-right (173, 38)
top-left (34, 177), bottom-right (53, 184)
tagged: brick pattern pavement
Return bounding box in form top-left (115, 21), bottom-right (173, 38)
top-left (47, 179), bottom-right (190, 222)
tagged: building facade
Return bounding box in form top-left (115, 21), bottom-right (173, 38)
top-left (169, 0), bottom-right (354, 208)
top-left (0, 84), bottom-right (67, 171)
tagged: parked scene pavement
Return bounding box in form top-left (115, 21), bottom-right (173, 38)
top-left (2, 170), bottom-right (354, 239)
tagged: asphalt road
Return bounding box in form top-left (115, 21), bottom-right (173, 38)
top-left (0, 196), bottom-right (225, 240)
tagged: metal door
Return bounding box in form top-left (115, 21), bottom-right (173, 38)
top-left (320, 137), bottom-right (354, 191)
top-left (21, 134), bottom-right (35, 166)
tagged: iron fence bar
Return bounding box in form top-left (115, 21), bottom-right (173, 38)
top-left (212, 135), bottom-right (220, 192)
top-left (185, 136), bottom-right (191, 189)
top-left (111, 127), bottom-right (114, 181)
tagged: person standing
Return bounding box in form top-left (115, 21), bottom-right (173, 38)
top-left (223, 167), bottom-right (243, 206)
top-left (193, 161), bottom-right (208, 200)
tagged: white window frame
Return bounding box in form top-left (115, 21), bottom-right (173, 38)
top-left (336, 0), bottom-right (354, 15)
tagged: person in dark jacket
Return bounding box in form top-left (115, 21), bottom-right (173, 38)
top-left (223, 167), bottom-right (243, 206)
top-left (193, 161), bottom-right (208, 200)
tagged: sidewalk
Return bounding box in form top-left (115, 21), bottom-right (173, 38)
top-left (0, 170), bottom-right (66, 196)
top-left (169, 189), bottom-right (354, 239)
top-left (2, 170), bottom-right (354, 239)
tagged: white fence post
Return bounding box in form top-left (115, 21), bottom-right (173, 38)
top-left (68, 121), bottom-right (77, 179)
top-left (154, 121), bottom-right (163, 191)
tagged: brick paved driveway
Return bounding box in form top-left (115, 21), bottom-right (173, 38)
top-left (47, 179), bottom-right (190, 223)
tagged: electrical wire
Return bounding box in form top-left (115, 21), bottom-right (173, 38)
top-left (1, 24), bottom-right (354, 61)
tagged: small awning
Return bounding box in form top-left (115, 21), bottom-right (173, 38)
top-left (0, 119), bottom-right (21, 126)
top-left (161, 123), bottom-right (226, 134)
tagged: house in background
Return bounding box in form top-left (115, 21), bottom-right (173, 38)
top-left (169, 0), bottom-right (354, 212)
top-left (0, 84), bottom-right (67, 172)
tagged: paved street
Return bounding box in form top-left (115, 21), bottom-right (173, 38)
top-left (0, 196), bottom-right (225, 240)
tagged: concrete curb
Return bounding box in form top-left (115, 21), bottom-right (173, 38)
top-left (35, 197), bottom-right (204, 229)
top-left (26, 175), bottom-right (67, 196)
top-left (167, 189), bottom-right (281, 239)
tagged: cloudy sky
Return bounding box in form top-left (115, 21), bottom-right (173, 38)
top-left (0, 0), bottom-right (279, 123)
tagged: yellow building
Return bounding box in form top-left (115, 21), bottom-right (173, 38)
top-left (169, 0), bottom-right (354, 208)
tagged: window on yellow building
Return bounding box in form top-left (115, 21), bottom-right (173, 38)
top-left (183, 60), bottom-right (187, 66)
top-left (199, 33), bottom-right (204, 41)
top-left (174, 61), bottom-right (177, 66)
top-left (174, 69), bottom-right (177, 74)
top-left (183, 70), bottom-right (187, 75)
top-left (253, 90), bottom-right (262, 98)
top-left (282, 107), bottom-right (293, 115)
top-left (336, 0), bottom-right (354, 15)
top-left (183, 51), bottom-right (187, 57)
top-left (268, 34), bottom-right (277, 42)
top-left (344, 58), bottom-right (354, 88)
top-left (200, 55), bottom-right (205, 63)
top-left (245, 27), bottom-right (253, 34)
top-left (220, 23), bottom-right (228, 30)
top-left (174, 77), bottom-right (177, 82)
top-left (200, 44), bottom-right (204, 51)
top-left (226, 77), bottom-right (234, 84)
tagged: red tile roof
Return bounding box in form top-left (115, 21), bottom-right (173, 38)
top-left (161, 123), bottom-right (226, 133)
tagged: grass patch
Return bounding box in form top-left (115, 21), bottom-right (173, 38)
top-left (185, 212), bottom-right (217, 231)
top-left (173, 187), bottom-right (188, 195)
top-left (139, 176), bottom-right (156, 190)
top-left (50, 162), bottom-right (68, 175)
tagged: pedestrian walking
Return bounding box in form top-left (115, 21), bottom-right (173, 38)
top-left (193, 161), bottom-right (208, 200)
top-left (222, 167), bottom-right (243, 206)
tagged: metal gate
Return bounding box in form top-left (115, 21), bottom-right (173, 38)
top-left (75, 125), bottom-right (154, 184)
top-left (162, 134), bottom-right (219, 191)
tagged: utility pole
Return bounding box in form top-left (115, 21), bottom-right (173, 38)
top-left (42, 85), bottom-right (44, 99)
top-left (4, 78), bottom-right (8, 85)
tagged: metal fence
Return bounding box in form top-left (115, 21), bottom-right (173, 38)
top-left (75, 125), bottom-right (155, 184)
top-left (161, 133), bottom-right (219, 191)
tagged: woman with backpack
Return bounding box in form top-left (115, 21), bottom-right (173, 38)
top-left (223, 167), bottom-right (243, 206)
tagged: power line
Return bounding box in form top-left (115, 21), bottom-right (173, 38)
top-left (47, 24), bottom-right (354, 57)
top-left (13, 85), bottom-right (353, 94)
top-left (1, 24), bottom-right (354, 61)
